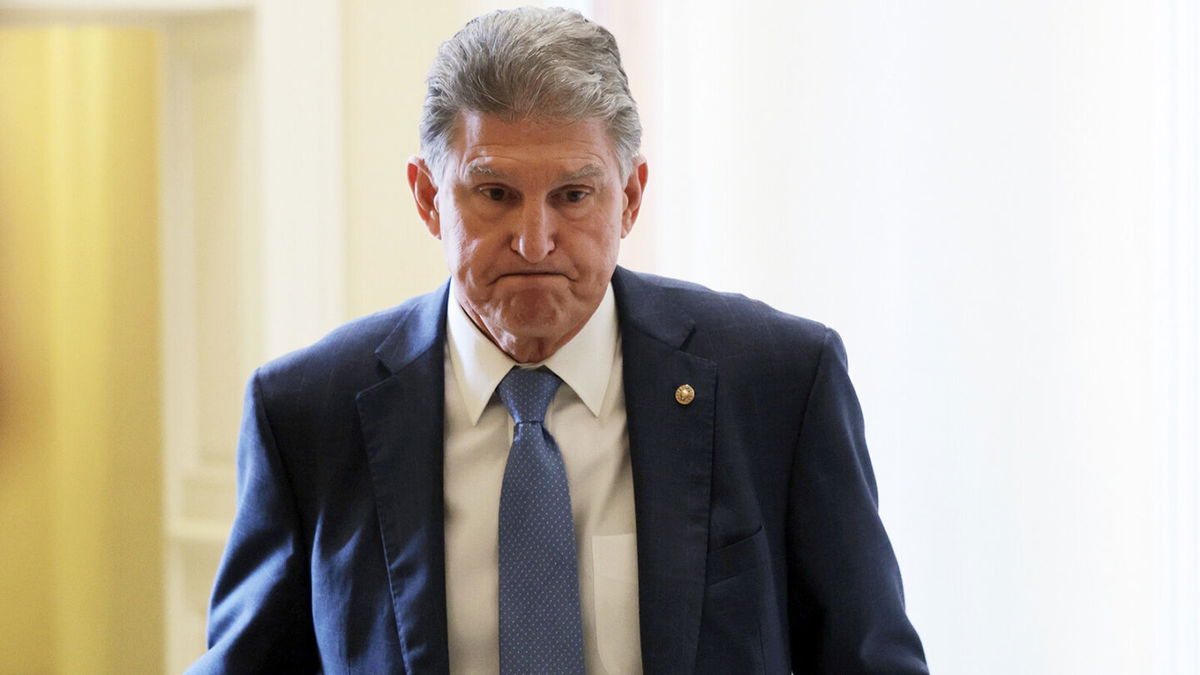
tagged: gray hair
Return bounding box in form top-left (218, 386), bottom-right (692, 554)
top-left (419, 7), bottom-right (642, 180)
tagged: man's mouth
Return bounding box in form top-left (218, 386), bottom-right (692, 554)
top-left (499, 271), bottom-right (565, 278)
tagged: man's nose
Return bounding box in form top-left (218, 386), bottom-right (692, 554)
top-left (512, 201), bottom-right (555, 262)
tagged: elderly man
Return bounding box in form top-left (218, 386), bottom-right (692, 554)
top-left (192, 7), bottom-right (927, 674)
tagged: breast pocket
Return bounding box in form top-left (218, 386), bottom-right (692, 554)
top-left (707, 525), bottom-right (767, 584)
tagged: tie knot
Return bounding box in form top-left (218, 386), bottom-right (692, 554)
top-left (497, 367), bottom-right (562, 424)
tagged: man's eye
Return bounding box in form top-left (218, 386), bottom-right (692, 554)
top-left (481, 187), bottom-right (507, 201)
top-left (562, 190), bottom-right (588, 203)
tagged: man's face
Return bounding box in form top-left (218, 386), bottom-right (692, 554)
top-left (408, 111), bottom-right (647, 362)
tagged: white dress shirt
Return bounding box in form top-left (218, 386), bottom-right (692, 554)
top-left (443, 282), bottom-right (643, 674)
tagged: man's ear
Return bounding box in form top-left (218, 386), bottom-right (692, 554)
top-left (407, 156), bottom-right (441, 239)
top-left (620, 157), bottom-right (649, 238)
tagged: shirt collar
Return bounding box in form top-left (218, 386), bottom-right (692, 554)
top-left (445, 281), bottom-right (618, 425)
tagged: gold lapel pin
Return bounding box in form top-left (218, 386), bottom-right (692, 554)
top-left (675, 384), bottom-right (695, 406)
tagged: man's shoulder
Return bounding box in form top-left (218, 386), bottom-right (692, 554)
top-left (614, 268), bottom-right (832, 356)
top-left (254, 283), bottom-right (447, 392)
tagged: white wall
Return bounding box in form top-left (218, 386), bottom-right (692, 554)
top-left (603, 0), bottom-right (1198, 672)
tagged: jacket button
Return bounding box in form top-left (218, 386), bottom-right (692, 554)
top-left (675, 384), bottom-right (695, 405)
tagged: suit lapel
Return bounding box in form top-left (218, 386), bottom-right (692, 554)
top-left (613, 268), bottom-right (716, 675)
top-left (356, 284), bottom-right (451, 674)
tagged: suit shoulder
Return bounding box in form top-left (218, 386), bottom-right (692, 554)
top-left (254, 286), bottom-right (445, 393)
top-left (624, 270), bottom-right (832, 353)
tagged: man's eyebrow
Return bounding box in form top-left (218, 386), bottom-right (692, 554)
top-left (464, 163), bottom-right (605, 183)
top-left (558, 165), bottom-right (604, 182)
top-left (466, 165), bottom-right (508, 179)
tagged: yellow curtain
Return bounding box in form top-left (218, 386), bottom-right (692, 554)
top-left (0, 27), bottom-right (163, 674)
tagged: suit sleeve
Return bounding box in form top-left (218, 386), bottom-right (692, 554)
top-left (187, 371), bottom-right (320, 674)
top-left (786, 328), bottom-right (928, 674)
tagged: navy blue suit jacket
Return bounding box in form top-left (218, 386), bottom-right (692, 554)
top-left (190, 267), bottom-right (927, 674)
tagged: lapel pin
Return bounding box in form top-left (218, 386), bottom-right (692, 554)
top-left (675, 384), bottom-right (695, 406)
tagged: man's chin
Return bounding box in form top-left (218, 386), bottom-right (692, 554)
top-left (484, 300), bottom-right (583, 353)
top-left (495, 304), bottom-right (570, 339)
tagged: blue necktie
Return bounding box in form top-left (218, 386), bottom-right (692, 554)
top-left (497, 367), bottom-right (585, 674)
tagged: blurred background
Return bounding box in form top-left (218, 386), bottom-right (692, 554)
top-left (0, 0), bottom-right (1196, 673)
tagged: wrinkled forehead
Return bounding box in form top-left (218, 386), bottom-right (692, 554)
top-left (445, 112), bottom-right (622, 182)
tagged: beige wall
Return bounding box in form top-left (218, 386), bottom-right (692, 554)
top-left (0, 27), bottom-right (163, 674)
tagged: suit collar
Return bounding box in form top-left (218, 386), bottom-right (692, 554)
top-left (373, 280), bottom-right (449, 375)
top-left (611, 266), bottom-right (697, 349)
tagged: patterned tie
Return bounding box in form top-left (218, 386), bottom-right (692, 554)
top-left (496, 367), bottom-right (585, 674)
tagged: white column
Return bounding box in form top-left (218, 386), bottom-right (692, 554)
top-left (255, 0), bottom-right (345, 357)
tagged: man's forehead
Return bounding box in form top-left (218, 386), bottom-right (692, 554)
top-left (447, 112), bottom-right (618, 168)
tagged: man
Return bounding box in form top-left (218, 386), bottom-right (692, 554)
top-left (191, 7), bottom-right (927, 674)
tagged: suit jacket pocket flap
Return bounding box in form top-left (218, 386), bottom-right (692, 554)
top-left (707, 526), bottom-right (766, 584)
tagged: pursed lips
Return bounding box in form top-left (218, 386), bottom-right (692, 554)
top-left (495, 270), bottom-right (568, 280)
